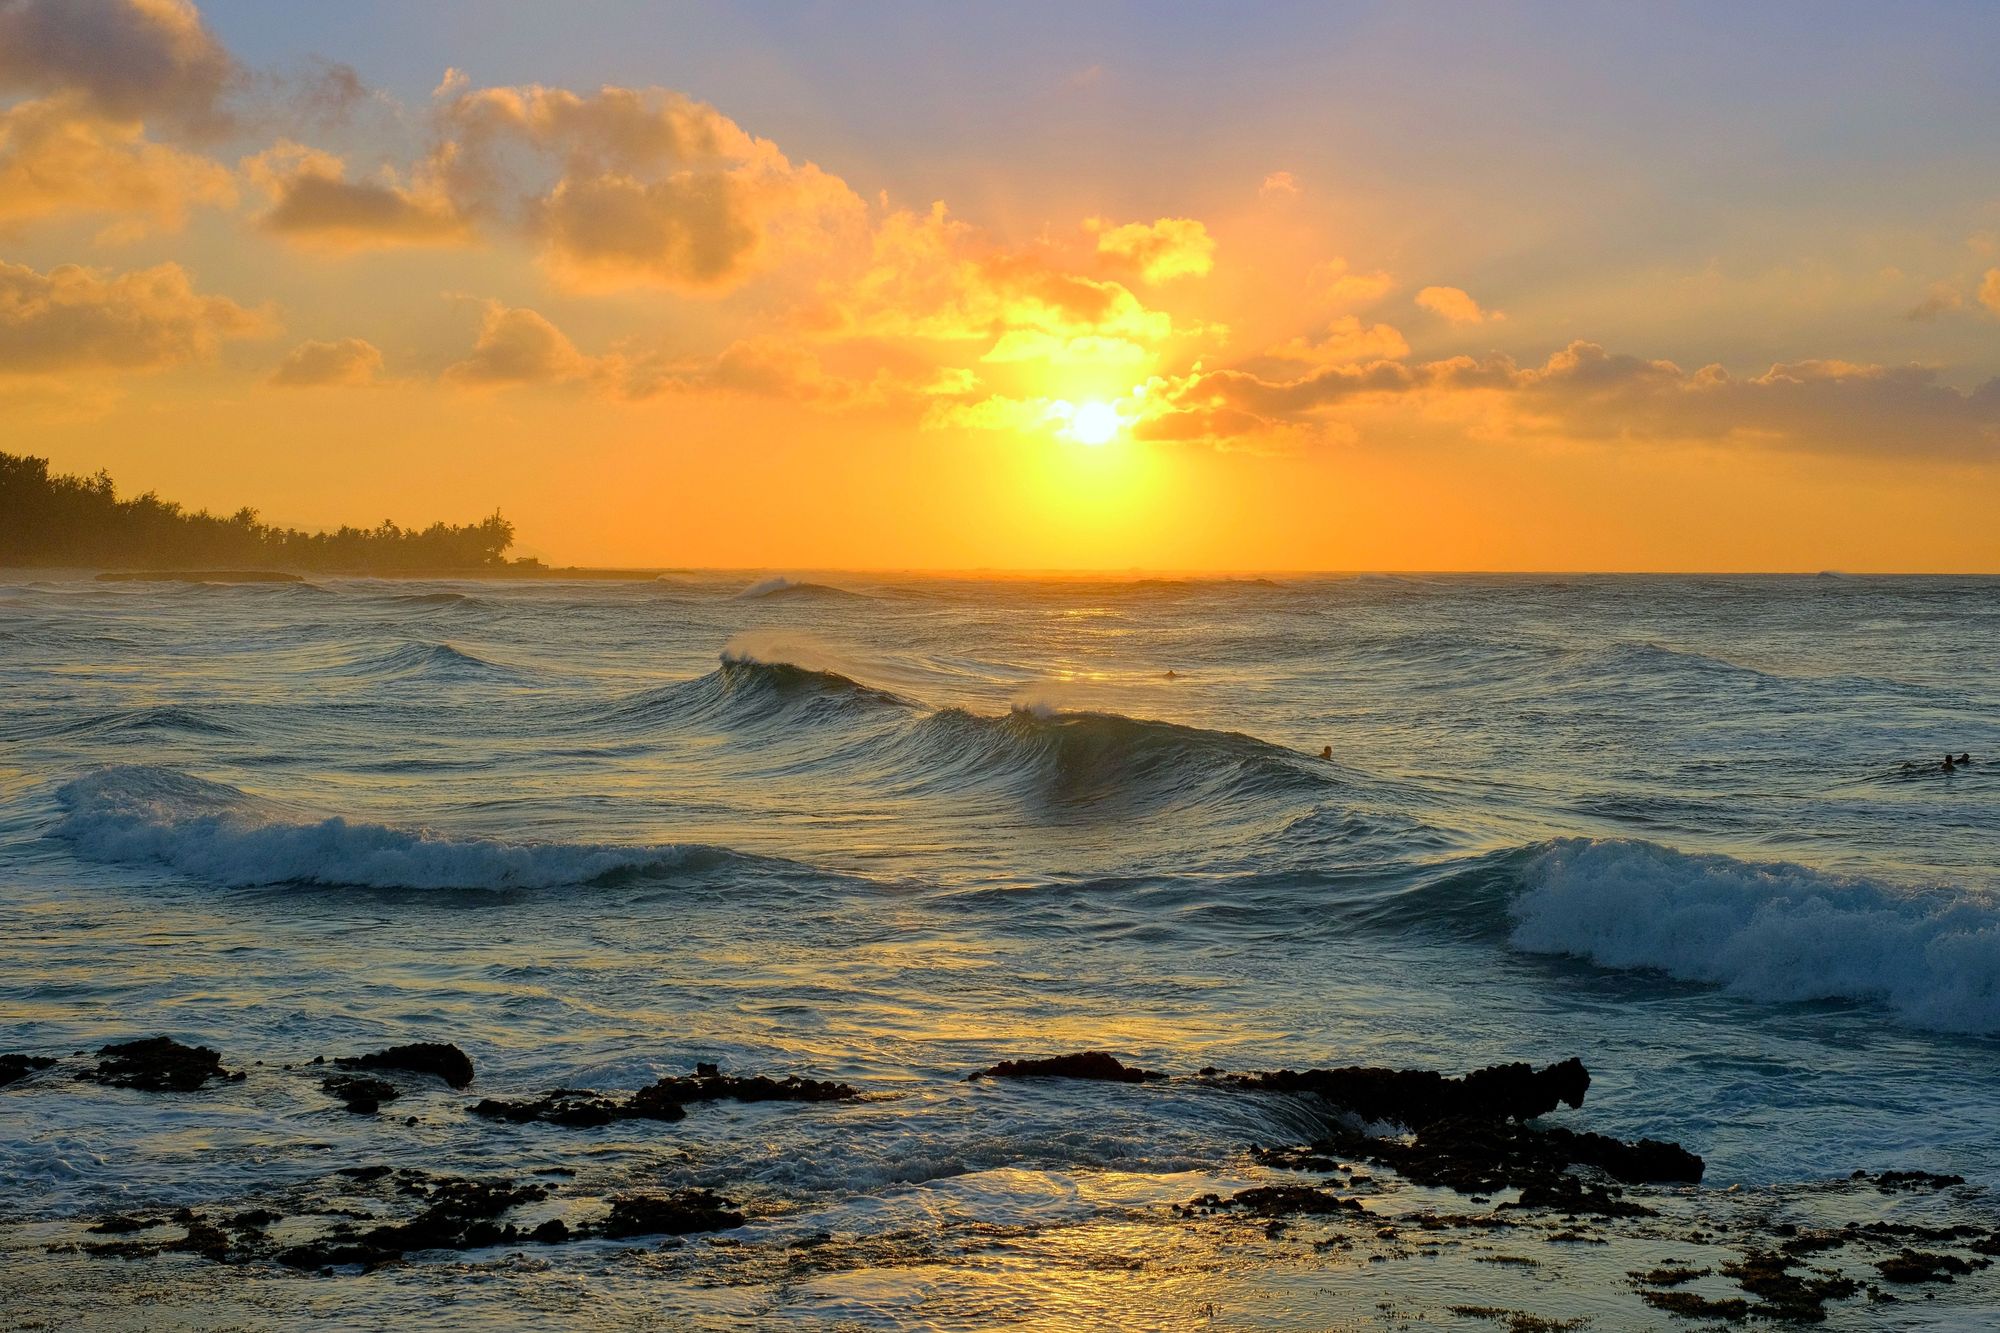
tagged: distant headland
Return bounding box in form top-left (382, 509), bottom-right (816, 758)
top-left (0, 451), bottom-right (542, 576)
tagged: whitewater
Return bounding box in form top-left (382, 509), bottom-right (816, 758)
top-left (2, 571), bottom-right (1997, 1327)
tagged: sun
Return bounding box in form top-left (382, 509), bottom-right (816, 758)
top-left (1067, 400), bottom-right (1121, 446)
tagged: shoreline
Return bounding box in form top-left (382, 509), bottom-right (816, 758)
top-left (7, 1040), bottom-right (1997, 1328)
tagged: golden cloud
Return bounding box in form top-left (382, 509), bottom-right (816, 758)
top-left (444, 302), bottom-right (597, 387)
top-left (1149, 339), bottom-right (2000, 458)
top-left (1088, 216), bottom-right (1216, 282)
top-left (1981, 268), bottom-right (2000, 316)
top-left (269, 336), bottom-right (382, 387)
top-left (252, 82), bottom-right (867, 290)
top-left (1266, 315), bottom-right (1409, 367)
top-left (0, 93), bottom-right (234, 239)
top-left (244, 141), bottom-right (468, 249)
top-left (0, 256), bottom-right (272, 373)
top-left (1416, 284), bottom-right (1499, 324)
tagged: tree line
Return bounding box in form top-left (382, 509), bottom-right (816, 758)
top-left (0, 452), bottom-right (521, 572)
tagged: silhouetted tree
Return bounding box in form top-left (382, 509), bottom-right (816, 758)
top-left (0, 452), bottom-right (517, 571)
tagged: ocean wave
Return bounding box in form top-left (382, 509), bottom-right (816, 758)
top-left (735, 576), bottom-right (865, 601)
top-left (609, 653), bottom-right (913, 730)
top-left (52, 765), bottom-right (757, 891)
top-left (1509, 838), bottom-right (2000, 1033)
top-left (331, 641), bottom-right (519, 681)
top-left (10, 704), bottom-right (244, 742)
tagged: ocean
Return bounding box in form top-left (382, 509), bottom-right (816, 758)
top-left (2, 571), bottom-right (1997, 1328)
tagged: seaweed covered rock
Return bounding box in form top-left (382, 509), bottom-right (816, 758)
top-left (78, 1038), bottom-right (240, 1092)
top-left (274, 1175), bottom-right (548, 1271)
top-left (334, 1042), bottom-right (474, 1090)
top-left (968, 1052), bottom-right (1165, 1083)
top-left (595, 1189), bottom-right (744, 1239)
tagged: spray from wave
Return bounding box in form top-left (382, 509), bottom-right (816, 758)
top-left (53, 766), bottom-right (754, 891)
top-left (1509, 838), bottom-right (2000, 1033)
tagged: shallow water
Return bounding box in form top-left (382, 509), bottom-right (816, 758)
top-left (3, 571), bottom-right (1997, 1325)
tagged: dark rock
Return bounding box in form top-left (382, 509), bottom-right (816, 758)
top-left (165, 1219), bottom-right (231, 1262)
top-left (1719, 1249), bottom-right (1861, 1320)
top-left (334, 1042), bottom-right (474, 1089)
top-left (596, 1189), bottom-right (744, 1239)
top-left (472, 1088), bottom-right (627, 1127)
top-left (275, 1175), bottom-right (550, 1270)
top-left (1180, 1184), bottom-right (1365, 1218)
top-left (631, 1068), bottom-right (859, 1108)
top-left (1641, 1289), bottom-right (1750, 1320)
top-left (0, 1054), bottom-right (56, 1087)
top-left (470, 1068), bottom-right (856, 1128)
top-left (528, 1218), bottom-right (570, 1244)
top-left (86, 1215), bottom-right (160, 1235)
top-left (78, 1037), bottom-right (239, 1092)
top-left (336, 1165), bottom-right (393, 1182)
top-left (1212, 1057), bottom-right (1588, 1129)
top-left (1874, 1248), bottom-right (1987, 1284)
top-left (1509, 1175), bottom-right (1654, 1219)
top-left (1869, 1170), bottom-right (1966, 1193)
top-left (321, 1075), bottom-right (400, 1115)
top-left (967, 1052), bottom-right (1165, 1083)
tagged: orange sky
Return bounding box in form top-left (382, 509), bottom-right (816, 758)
top-left (4, 1), bottom-right (1998, 571)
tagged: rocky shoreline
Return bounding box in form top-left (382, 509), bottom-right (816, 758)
top-left (7, 1039), bottom-right (1998, 1324)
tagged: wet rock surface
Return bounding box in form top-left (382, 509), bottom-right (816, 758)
top-left (25, 1046), bottom-right (2000, 1326)
top-left (0, 1054), bottom-right (55, 1088)
top-left (470, 1064), bottom-right (856, 1127)
top-left (320, 1074), bottom-right (400, 1115)
top-left (1206, 1057), bottom-right (1590, 1127)
top-left (597, 1189), bottom-right (745, 1239)
top-left (77, 1038), bottom-right (241, 1092)
top-left (333, 1042), bottom-right (474, 1090)
top-left (968, 1052), bottom-right (1166, 1083)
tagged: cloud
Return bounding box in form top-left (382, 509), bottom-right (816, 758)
top-left (0, 257), bottom-right (272, 373)
top-left (1150, 338), bottom-right (2000, 459)
top-left (253, 81), bottom-right (866, 289)
top-left (1416, 284), bottom-right (1500, 324)
top-left (1906, 284), bottom-right (1965, 321)
top-left (0, 93), bottom-right (234, 239)
top-left (1316, 257), bottom-right (1394, 309)
top-left (1088, 216), bottom-right (1215, 282)
top-left (0, 0), bottom-right (235, 129)
top-left (803, 201), bottom-right (1172, 354)
top-left (1260, 171), bottom-right (1300, 197)
top-left (444, 302), bottom-right (597, 387)
top-left (269, 336), bottom-right (381, 387)
top-left (244, 141), bottom-right (468, 249)
top-left (1266, 315), bottom-right (1409, 367)
top-left (1982, 268), bottom-right (2000, 316)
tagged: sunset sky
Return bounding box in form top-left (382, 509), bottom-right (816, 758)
top-left (4, 0), bottom-right (1998, 571)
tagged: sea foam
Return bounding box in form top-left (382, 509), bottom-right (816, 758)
top-left (53, 765), bottom-right (738, 891)
top-left (1511, 838), bottom-right (2000, 1032)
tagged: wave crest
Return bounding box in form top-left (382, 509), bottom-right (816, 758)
top-left (1510, 838), bottom-right (2000, 1033)
top-left (53, 766), bottom-right (753, 891)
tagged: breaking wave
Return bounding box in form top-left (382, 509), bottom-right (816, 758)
top-left (1508, 838), bottom-right (2000, 1034)
top-left (52, 766), bottom-right (761, 891)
